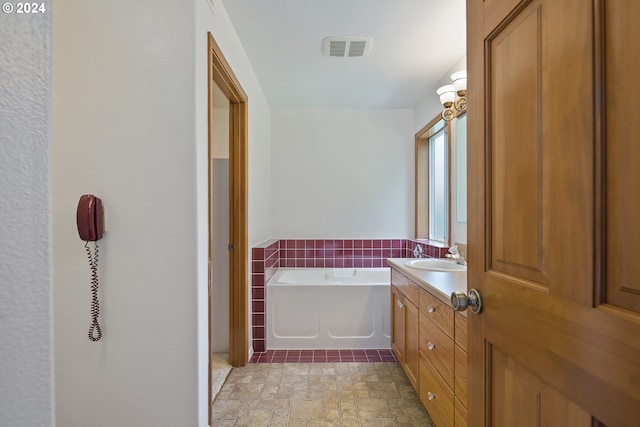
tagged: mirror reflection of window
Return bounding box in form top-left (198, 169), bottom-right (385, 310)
top-left (456, 114), bottom-right (467, 223)
top-left (429, 127), bottom-right (449, 242)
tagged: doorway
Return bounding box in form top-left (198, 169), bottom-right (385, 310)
top-left (207, 31), bottom-right (249, 424)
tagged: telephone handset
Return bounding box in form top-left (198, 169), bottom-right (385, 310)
top-left (77, 194), bottom-right (104, 241)
top-left (76, 195), bottom-right (104, 341)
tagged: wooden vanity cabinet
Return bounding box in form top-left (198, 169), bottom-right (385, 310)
top-left (390, 267), bottom-right (468, 427)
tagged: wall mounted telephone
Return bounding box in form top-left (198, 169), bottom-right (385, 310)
top-left (76, 194), bottom-right (104, 341)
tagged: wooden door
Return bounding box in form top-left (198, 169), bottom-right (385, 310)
top-left (467, 1), bottom-right (640, 427)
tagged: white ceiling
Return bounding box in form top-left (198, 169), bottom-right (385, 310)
top-left (220, 0), bottom-right (467, 110)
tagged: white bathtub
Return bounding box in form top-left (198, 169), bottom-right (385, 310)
top-left (266, 268), bottom-right (391, 349)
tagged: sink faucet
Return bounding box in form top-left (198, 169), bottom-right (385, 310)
top-left (445, 245), bottom-right (467, 266)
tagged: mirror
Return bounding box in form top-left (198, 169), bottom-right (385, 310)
top-left (428, 122), bottom-right (448, 242)
top-left (415, 113), bottom-right (467, 245)
top-left (415, 117), bottom-right (448, 243)
top-left (455, 114), bottom-right (467, 223)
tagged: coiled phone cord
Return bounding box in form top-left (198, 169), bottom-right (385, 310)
top-left (85, 241), bottom-right (102, 341)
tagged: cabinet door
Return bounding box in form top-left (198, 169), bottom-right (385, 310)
top-left (390, 286), bottom-right (404, 363)
top-left (404, 297), bottom-right (420, 392)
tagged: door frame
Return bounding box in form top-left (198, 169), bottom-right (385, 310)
top-left (207, 31), bottom-right (249, 422)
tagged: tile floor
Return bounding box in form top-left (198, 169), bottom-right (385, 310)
top-left (250, 349), bottom-right (397, 364)
top-left (212, 362), bottom-right (434, 426)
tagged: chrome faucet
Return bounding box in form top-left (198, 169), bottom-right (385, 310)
top-left (445, 245), bottom-right (467, 266)
top-left (413, 244), bottom-right (424, 258)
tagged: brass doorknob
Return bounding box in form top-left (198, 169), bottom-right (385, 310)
top-left (451, 289), bottom-right (483, 314)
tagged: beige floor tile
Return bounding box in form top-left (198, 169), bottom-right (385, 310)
top-left (226, 383), bottom-right (264, 400)
top-left (307, 421), bottom-right (343, 427)
top-left (356, 398), bottom-right (392, 418)
top-left (213, 361), bottom-right (433, 426)
top-left (211, 399), bottom-right (242, 420)
top-left (340, 399), bottom-right (359, 419)
top-left (255, 398), bottom-right (290, 410)
top-left (323, 397), bottom-right (340, 419)
top-left (269, 408), bottom-right (290, 425)
top-left (360, 418), bottom-right (398, 426)
top-left (233, 408), bottom-right (272, 426)
top-left (290, 398), bottom-right (324, 419)
top-left (366, 382), bottom-right (401, 399)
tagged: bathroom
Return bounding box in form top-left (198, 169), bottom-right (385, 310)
top-left (209, 2), bottom-right (469, 366)
top-left (8, 0), bottom-right (638, 426)
top-left (209, 77), bottom-right (469, 354)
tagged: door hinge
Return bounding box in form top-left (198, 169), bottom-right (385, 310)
top-left (228, 243), bottom-right (234, 251)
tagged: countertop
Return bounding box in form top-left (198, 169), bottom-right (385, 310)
top-left (386, 258), bottom-right (468, 307)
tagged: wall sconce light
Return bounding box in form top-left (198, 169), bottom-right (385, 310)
top-left (437, 70), bottom-right (467, 121)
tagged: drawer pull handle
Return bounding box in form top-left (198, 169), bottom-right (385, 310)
top-left (427, 306), bottom-right (435, 313)
top-left (427, 342), bottom-right (435, 350)
top-left (397, 300), bottom-right (404, 308)
top-left (427, 392), bottom-right (436, 401)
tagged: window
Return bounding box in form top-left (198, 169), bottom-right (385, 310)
top-left (415, 116), bottom-right (450, 243)
top-left (428, 126), bottom-right (448, 241)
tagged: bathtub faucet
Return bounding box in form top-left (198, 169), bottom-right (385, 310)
top-left (413, 245), bottom-right (424, 258)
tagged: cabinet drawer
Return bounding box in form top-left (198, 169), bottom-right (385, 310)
top-left (454, 343), bottom-right (468, 409)
top-left (419, 313), bottom-right (455, 389)
top-left (419, 287), bottom-right (454, 339)
top-left (392, 269), bottom-right (420, 304)
top-left (419, 357), bottom-right (454, 427)
top-left (454, 396), bottom-right (467, 427)
top-left (455, 311), bottom-right (468, 352)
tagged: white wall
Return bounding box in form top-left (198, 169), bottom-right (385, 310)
top-left (52, 0), bottom-right (198, 425)
top-left (0, 6), bottom-right (54, 427)
top-left (52, 0), bottom-right (272, 425)
top-left (271, 109), bottom-right (414, 238)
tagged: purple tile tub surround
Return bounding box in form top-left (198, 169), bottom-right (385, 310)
top-left (250, 239), bottom-right (280, 353)
top-left (250, 348), bottom-right (397, 364)
top-left (250, 238), bottom-right (449, 353)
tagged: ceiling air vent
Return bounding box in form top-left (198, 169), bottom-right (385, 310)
top-left (323, 36), bottom-right (373, 58)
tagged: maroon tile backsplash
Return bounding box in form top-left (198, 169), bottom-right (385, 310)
top-left (249, 348), bottom-right (397, 364)
top-left (250, 238), bottom-right (449, 353)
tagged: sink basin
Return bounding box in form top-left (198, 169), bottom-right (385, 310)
top-left (404, 258), bottom-right (467, 272)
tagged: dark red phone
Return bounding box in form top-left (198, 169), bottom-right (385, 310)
top-left (77, 194), bottom-right (103, 241)
top-left (77, 194), bottom-right (104, 341)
